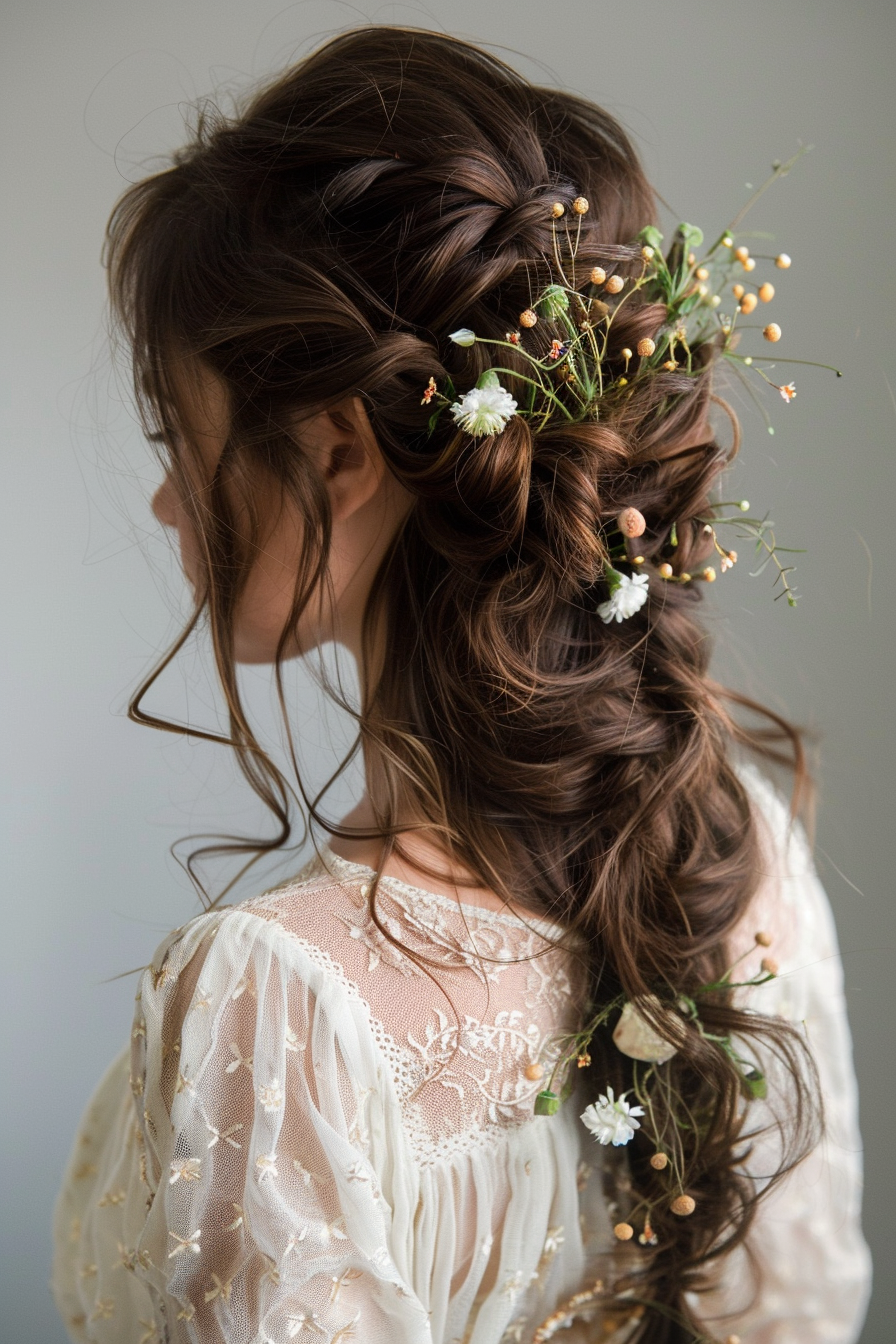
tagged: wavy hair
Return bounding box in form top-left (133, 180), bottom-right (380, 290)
top-left (107, 26), bottom-right (818, 1341)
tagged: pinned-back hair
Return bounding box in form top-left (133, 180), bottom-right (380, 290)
top-left (108, 26), bottom-right (817, 1341)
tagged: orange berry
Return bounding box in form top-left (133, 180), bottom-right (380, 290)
top-left (617, 507), bottom-right (647, 538)
top-left (614, 1222), bottom-right (634, 1241)
top-left (524, 1063), bottom-right (544, 1081)
top-left (763, 323), bottom-right (782, 342)
top-left (671, 1195), bottom-right (696, 1217)
top-left (758, 282), bottom-right (775, 302)
top-left (755, 930), bottom-right (772, 947)
top-left (519, 309), bottom-right (538, 328)
top-left (775, 253), bottom-right (792, 269)
top-left (590, 266), bottom-right (607, 285)
top-left (761, 957), bottom-right (779, 976)
top-left (743, 256), bottom-right (757, 272)
top-left (734, 245), bottom-right (750, 263)
top-left (551, 201), bottom-right (565, 218)
top-left (572, 196), bottom-right (589, 214)
top-left (739, 293), bottom-right (758, 315)
top-left (696, 266), bottom-right (710, 281)
top-left (637, 337), bottom-right (656, 357)
top-left (649, 1152), bottom-right (669, 1170)
top-left (605, 274), bottom-right (625, 294)
top-left (658, 563), bottom-right (673, 579)
top-left (732, 283), bottom-right (745, 299)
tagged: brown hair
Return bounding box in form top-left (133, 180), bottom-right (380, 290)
top-left (107, 26), bottom-right (818, 1341)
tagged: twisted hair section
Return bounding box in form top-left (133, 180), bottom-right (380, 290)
top-left (107, 26), bottom-right (817, 1341)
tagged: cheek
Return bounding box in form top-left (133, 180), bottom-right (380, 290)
top-left (232, 502), bottom-right (328, 663)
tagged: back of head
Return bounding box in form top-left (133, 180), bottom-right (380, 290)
top-left (108, 26), bottom-right (816, 1341)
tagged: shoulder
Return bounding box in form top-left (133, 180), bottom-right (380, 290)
top-left (139, 859), bottom-right (371, 1036)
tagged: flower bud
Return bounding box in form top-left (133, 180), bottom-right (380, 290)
top-left (761, 957), bottom-right (779, 976)
top-left (449, 328), bottom-right (476, 347)
top-left (671, 1195), bottom-right (696, 1217)
top-left (617, 507), bottom-right (647, 538)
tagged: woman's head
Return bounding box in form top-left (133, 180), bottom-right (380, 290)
top-left (109, 26), bottom-right (815, 1341)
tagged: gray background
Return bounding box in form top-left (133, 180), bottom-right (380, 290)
top-left (2, 1), bottom-right (893, 1339)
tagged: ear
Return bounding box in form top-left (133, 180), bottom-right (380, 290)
top-left (296, 396), bottom-right (387, 523)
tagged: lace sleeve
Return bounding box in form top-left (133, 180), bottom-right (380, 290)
top-left (131, 907), bottom-right (432, 1342)
top-left (692, 769), bottom-right (873, 1343)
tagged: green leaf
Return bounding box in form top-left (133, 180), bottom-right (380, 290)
top-left (537, 284), bottom-right (570, 319)
top-left (476, 369), bottom-right (501, 390)
top-left (638, 225), bottom-right (664, 249)
top-left (743, 1068), bottom-right (767, 1100)
top-left (678, 222), bottom-right (704, 248)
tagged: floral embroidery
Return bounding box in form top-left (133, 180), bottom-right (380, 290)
top-left (283, 1228), bottom-right (309, 1256)
top-left (202, 1268), bottom-right (231, 1300)
top-left (97, 1188), bottom-right (126, 1208)
top-left (257, 1078), bottom-right (284, 1112)
top-left (139, 1321), bottom-right (159, 1344)
top-left (206, 1120), bottom-right (243, 1149)
top-left (330, 1268), bottom-right (364, 1303)
top-left (176, 1305), bottom-right (196, 1321)
top-left (255, 1152), bottom-right (279, 1182)
top-left (225, 1204), bottom-right (244, 1231)
top-left (226, 1043), bottom-right (253, 1074)
top-left (287, 1307), bottom-right (327, 1337)
top-left (331, 1315), bottom-right (361, 1342)
top-left (169, 1157), bottom-right (202, 1184)
top-left (167, 1228), bottom-right (202, 1258)
top-left (191, 984), bottom-right (212, 1012)
top-left (89, 1299), bottom-right (115, 1321)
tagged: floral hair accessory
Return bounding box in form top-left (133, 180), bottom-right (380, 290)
top-left (531, 936), bottom-right (779, 1243)
top-left (581, 1087), bottom-right (645, 1147)
top-left (449, 373), bottom-right (518, 437)
top-left (426, 150), bottom-right (841, 614)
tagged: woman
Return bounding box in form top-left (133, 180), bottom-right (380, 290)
top-left (52, 26), bottom-right (871, 1344)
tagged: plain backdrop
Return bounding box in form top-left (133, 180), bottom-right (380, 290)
top-left (2, 2), bottom-right (894, 1339)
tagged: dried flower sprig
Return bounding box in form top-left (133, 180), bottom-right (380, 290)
top-left (424, 147), bottom-right (840, 614)
top-left (532, 938), bottom-right (779, 1241)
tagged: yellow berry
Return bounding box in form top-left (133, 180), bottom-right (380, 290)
top-left (722, 235), bottom-right (733, 247)
top-left (519, 309), bottom-right (538, 328)
top-left (696, 266), bottom-right (710, 281)
top-left (551, 201), bottom-right (565, 218)
top-left (641, 245), bottom-right (655, 260)
top-left (687, 252), bottom-right (696, 266)
top-left (702, 567), bottom-right (717, 582)
top-left (663, 360), bottom-right (678, 370)
top-left (743, 256), bottom-right (757, 272)
top-left (590, 266), bottom-right (607, 285)
top-left (572, 196), bottom-right (589, 215)
top-left (739, 293), bottom-right (758, 315)
top-left (637, 337), bottom-right (656, 357)
top-left (605, 274), bottom-right (625, 294)
top-left (755, 930), bottom-right (772, 946)
top-left (680, 572), bottom-right (692, 583)
top-left (617, 376), bottom-right (628, 386)
top-left (649, 1152), bottom-right (669, 1170)
top-left (758, 282), bottom-right (775, 302)
top-left (621, 346), bottom-right (633, 361)
top-left (658, 563), bottom-right (673, 579)
top-left (734, 245), bottom-right (750, 263)
top-left (763, 323), bottom-right (782, 342)
top-left (732, 283), bottom-right (745, 299)
top-left (631, 556), bottom-right (645, 565)
top-left (776, 253), bottom-right (792, 269)
top-left (524, 1063), bottom-right (544, 1081)
top-left (614, 1222), bottom-right (634, 1241)
top-left (671, 1195), bottom-right (696, 1217)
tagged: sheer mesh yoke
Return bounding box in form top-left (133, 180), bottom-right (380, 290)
top-left (52, 770), bottom-right (871, 1343)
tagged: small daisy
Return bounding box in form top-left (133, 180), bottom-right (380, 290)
top-left (581, 1086), bottom-right (645, 1147)
top-left (450, 384), bottom-right (518, 438)
top-left (778, 381), bottom-right (797, 403)
top-left (596, 567), bottom-right (649, 624)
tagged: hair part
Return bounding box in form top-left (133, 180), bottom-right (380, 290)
top-left (108, 26), bottom-right (818, 1341)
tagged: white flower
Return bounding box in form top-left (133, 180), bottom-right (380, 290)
top-left (597, 567), bottom-right (649, 623)
top-left (580, 1086), bottom-right (645, 1146)
top-left (449, 328), bottom-right (477, 347)
top-left (257, 1078), bottom-right (283, 1112)
top-left (450, 384), bottom-right (518, 437)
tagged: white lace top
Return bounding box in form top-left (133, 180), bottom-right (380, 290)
top-left (52, 770), bottom-right (871, 1343)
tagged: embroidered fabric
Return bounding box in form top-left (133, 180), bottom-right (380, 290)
top-left (52, 770), bottom-right (871, 1343)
